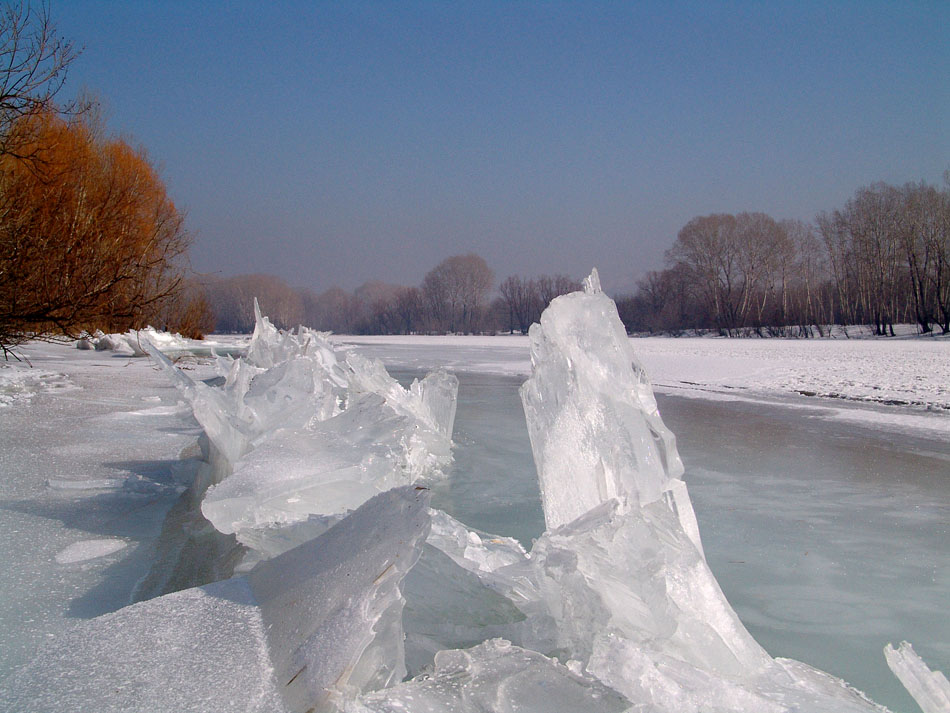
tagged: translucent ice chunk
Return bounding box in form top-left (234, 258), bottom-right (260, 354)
top-left (591, 637), bottom-right (889, 713)
top-left (202, 393), bottom-right (448, 539)
top-left (884, 641), bottom-right (950, 713)
top-left (147, 302), bottom-right (456, 558)
top-left (3, 486), bottom-right (430, 713)
top-left (346, 352), bottom-right (458, 439)
top-left (518, 498), bottom-right (770, 676)
top-left (249, 485), bottom-right (431, 712)
top-left (499, 270), bottom-right (893, 712)
top-left (520, 267), bottom-right (684, 530)
top-left (401, 544), bottom-right (529, 677)
top-left (427, 508), bottom-right (528, 575)
top-left (349, 639), bottom-right (630, 713)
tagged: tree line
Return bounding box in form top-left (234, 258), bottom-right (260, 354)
top-left (200, 176), bottom-right (949, 339)
top-left (0, 4), bottom-right (205, 355)
top-left (616, 178), bottom-right (950, 337)
top-left (202, 254), bottom-right (580, 336)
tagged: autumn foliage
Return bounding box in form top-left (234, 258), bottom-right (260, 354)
top-left (0, 111), bottom-right (197, 351)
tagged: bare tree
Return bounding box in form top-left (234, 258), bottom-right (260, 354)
top-left (421, 254), bottom-right (494, 333)
top-left (782, 219), bottom-right (829, 334)
top-left (204, 274), bottom-right (303, 333)
top-left (819, 184), bottom-right (908, 335)
top-left (666, 214), bottom-right (742, 332)
top-left (392, 286), bottom-right (422, 334)
top-left (302, 286), bottom-right (359, 333)
top-left (498, 275), bottom-right (539, 334)
top-left (151, 278), bottom-right (214, 338)
top-left (0, 2), bottom-right (84, 164)
top-left (898, 182), bottom-right (950, 333)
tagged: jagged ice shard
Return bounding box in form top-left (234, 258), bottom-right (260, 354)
top-left (146, 300), bottom-right (457, 561)
top-left (2, 486), bottom-right (432, 713)
top-left (363, 270), bottom-right (940, 713)
top-left (509, 270), bottom-right (895, 710)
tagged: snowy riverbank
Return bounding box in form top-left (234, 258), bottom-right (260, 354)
top-left (333, 334), bottom-right (950, 438)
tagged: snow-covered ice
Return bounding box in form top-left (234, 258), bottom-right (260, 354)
top-left (54, 538), bottom-right (127, 564)
top-left (0, 363), bottom-right (76, 406)
top-left (1, 577), bottom-right (283, 713)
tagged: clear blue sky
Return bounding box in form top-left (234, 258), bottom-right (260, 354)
top-left (54, 1), bottom-right (949, 294)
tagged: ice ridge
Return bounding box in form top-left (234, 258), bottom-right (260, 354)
top-left (146, 300), bottom-right (457, 561)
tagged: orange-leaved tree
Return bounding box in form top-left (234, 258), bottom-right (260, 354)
top-left (0, 110), bottom-right (191, 354)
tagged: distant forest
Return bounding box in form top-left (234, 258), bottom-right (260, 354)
top-left (196, 177), bottom-right (950, 338)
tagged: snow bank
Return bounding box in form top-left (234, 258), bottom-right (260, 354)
top-left (54, 538), bottom-right (127, 564)
top-left (336, 330), bottom-right (950, 419)
top-left (80, 327), bottom-right (245, 359)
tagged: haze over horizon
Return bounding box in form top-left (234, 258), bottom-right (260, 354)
top-left (55, 1), bottom-right (948, 295)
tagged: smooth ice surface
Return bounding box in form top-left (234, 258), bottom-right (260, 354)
top-left (664, 394), bottom-right (949, 713)
top-left (885, 642), bottom-right (950, 713)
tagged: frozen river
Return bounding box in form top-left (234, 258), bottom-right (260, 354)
top-left (386, 367), bottom-right (949, 713)
top-left (1, 334), bottom-right (947, 712)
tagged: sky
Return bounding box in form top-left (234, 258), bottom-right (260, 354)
top-left (53, 1), bottom-right (949, 295)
